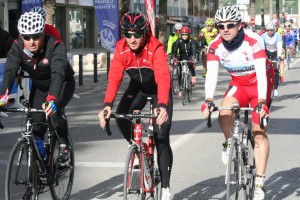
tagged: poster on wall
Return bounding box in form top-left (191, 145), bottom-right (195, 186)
top-left (94, 0), bottom-right (119, 52)
top-left (22, 0), bottom-right (43, 13)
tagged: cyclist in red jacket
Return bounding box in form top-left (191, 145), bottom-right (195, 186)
top-left (98, 11), bottom-right (173, 200)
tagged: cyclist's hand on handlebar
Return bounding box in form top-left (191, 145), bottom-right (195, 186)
top-left (255, 102), bottom-right (269, 119)
top-left (201, 100), bottom-right (215, 118)
top-left (154, 107), bottom-right (168, 125)
top-left (42, 100), bottom-right (57, 117)
top-left (98, 106), bottom-right (112, 128)
top-left (0, 89), bottom-right (9, 107)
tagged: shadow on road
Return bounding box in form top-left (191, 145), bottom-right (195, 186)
top-left (70, 174), bottom-right (123, 199)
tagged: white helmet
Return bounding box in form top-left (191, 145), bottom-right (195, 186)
top-left (215, 6), bottom-right (242, 23)
top-left (18, 12), bottom-right (45, 35)
top-left (30, 6), bottom-right (46, 18)
top-left (174, 23), bottom-right (182, 31)
top-left (266, 22), bottom-right (275, 30)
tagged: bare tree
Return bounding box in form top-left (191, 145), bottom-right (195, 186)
top-left (43, 0), bottom-right (55, 25)
top-left (119, 0), bottom-right (130, 19)
top-left (158, 0), bottom-right (167, 45)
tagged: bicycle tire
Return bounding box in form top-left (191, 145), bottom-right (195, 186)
top-left (286, 52), bottom-right (290, 70)
top-left (187, 74), bottom-right (192, 102)
top-left (182, 72), bottom-right (187, 105)
top-left (172, 67), bottom-right (179, 95)
top-left (243, 129), bottom-right (256, 200)
top-left (226, 139), bottom-right (241, 200)
top-left (50, 133), bottom-right (75, 200)
top-left (5, 138), bottom-right (39, 200)
top-left (152, 167), bottom-right (161, 200)
top-left (124, 145), bottom-right (146, 200)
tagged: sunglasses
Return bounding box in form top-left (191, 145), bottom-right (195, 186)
top-left (22, 34), bottom-right (42, 41)
top-left (217, 23), bottom-right (238, 30)
top-left (267, 29), bottom-right (274, 31)
top-left (124, 31), bottom-right (143, 39)
top-left (181, 34), bottom-right (189, 36)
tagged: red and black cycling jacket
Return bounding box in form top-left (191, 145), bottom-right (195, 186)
top-left (104, 34), bottom-right (170, 109)
top-left (0, 35), bottom-right (74, 102)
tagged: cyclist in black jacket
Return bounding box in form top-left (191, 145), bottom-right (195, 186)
top-left (171, 26), bottom-right (197, 97)
top-left (0, 12), bottom-right (75, 165)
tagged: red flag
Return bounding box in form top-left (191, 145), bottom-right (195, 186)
top-left (144, 0), bottom-right (155, 36)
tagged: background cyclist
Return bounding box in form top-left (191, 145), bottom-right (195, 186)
top-left (167, 23), bottom-right (182, 67)
top-left (284, 22), bottom-right (295, 63)
top-left (198, 18), bottom-right (218, 77)
top-left (261, 22), bottom-right (283, 97)
top-left (171, 26), bottom-right (197, 97)
top-left (200, 6), bottom-right (274, 200)
top-left (98, 11), bottom-right (173, 200)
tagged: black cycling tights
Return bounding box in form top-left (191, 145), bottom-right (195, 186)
top-left (30, 79), bottom-right (75, 144)
top-left (116, 85), bottom-right (173, 188)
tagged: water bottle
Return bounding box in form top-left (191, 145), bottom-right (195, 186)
top-left (34, 136), bottom-right (48, 160)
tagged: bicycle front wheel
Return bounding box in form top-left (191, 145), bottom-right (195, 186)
top-left (5, 138), bottom-right (39, 200)
top-left (226, 139), bottom-right (241, 200)
top-left (124, 145), bottom-right (145, 200)
top-left (187, 74), bottom-right (192, 102)
top-left (243, 130), bottom-right (256, 200)
top-left (182, 72), bottom-right (187, 105)
top-left (50, 133), bottom-right (75, 200)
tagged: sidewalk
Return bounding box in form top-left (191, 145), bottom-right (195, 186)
top-left (74, 68), bottom-right (108, 94)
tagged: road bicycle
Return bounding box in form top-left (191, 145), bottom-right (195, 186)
top-left (207, 103), bottom-right (266, 200)
top-left (177, 60), bottom-right (193, 105)
top-left (1, 100), bottom-right (74, 200)
top-left (104, 97), bottom-right (161, 200)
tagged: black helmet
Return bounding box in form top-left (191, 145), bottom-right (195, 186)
top-left (120, 11), bottom-right (149, 31)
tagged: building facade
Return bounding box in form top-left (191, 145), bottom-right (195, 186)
top-left (0, 0), bottom-right (218, 50)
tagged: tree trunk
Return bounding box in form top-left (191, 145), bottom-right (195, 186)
top-left (44, 0), bottom-right (55, 25)
top-left (269, 0), bottom-right (273, 21)
top-left (119, 0), bottom-right (129, 38)
top-left (158, 0), bottom-right (167, 46)
top-left (249, 0), bottom-right (256, 21)
top-left (119, 0), bottom-right (129, 19)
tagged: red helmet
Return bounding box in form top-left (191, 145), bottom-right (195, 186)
top-left (180, 26), bottom-right (191, 34)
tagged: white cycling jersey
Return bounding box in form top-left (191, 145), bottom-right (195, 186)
top-left (261, 31), bottom-right (283, 55)
top-left (205, 29), bottom-right (268, 100)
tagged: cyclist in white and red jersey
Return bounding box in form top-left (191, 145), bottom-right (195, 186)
top-left (200, 6), bottom-right (274, 200)
top-left (98, 11), bottom-right (173, 200)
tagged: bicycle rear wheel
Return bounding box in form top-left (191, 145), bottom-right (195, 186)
top-left (5, 138), bottom-right (39, 200)
top-left (124, 145), bottom-right (145, 200)
top-left (50, 133), bottom-right (75, 200)
top-left (226, 139), bottom-right (241, 200)
top-left (171, 67), bottom-right (179, 95)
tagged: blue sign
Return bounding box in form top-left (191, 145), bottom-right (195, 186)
top-left (22, 0), bottom-right (42, 13)
top-left (94, 0), bottom-right (119, 52)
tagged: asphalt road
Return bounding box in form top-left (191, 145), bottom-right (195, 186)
top-left (0, 59), bottom-right (299, 200)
